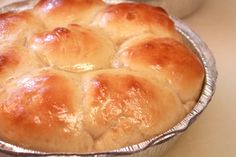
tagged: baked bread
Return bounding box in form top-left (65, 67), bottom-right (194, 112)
top-left (0, 0), bottom-right (204, 153)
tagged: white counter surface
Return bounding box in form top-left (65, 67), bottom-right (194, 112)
top-left (164, 0), bottom-right (236, 156)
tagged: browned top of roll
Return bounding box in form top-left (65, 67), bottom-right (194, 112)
top-left (33, 0), bottom-right (105, 28)
top-left (92, 3), bottom-right (181, 45)
top-left (0, 11), bottom-right (45, 45)
top-left (0, 0), bottom-right (204, 153)
top-left (81, 70), bottom-right (185, 151)
top-left (115, 35), bottom-right (204, 103)
top-left (28, 24), bottom-right (115, 72)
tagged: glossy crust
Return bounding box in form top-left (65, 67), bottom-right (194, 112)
top-left (82, 70), bottom-right (186, 151)
top-left (33, 0), bottom-right (105, 28)
top-left (0, 11), bottom-right (45, 45)
top-left (0, 0), bottom-right (204, 153)
top-left (29, 24), bottom-right (115, 72)
top-left (115, 35), bottom-right (204, 104)
top-left (0, 69), bottom-right (93, 152)
top-left (0, 46), bottom-right (43, 86)
top-left (92, 3), bottom-right (181, 45)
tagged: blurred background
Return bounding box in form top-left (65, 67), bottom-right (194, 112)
top-left (164, 0), bottom-right (236, 156)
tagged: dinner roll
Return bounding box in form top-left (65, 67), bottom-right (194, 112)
top-left (0, 46), bottom-right (42, 86)
top-left (81, 69), bottom-right (186, 151)
top-left (33, 0), bottom-right (105, 29)
top-left (0, 68), bottom-right (93, 152)
top-left (0, 11), bottom-right (45, 45)
top-left (29, 24), bottom-right (115, 72)
top-left (114, 34), bottom-right (204, 105)
top-left (92, 3), bottom-right (181, 45)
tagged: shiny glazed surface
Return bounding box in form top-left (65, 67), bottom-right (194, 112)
top-left (0, 0), bottom-right (206, 154)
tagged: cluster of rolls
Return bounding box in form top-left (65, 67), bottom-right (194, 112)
top-left (0, 0), bottom-right (204, 153)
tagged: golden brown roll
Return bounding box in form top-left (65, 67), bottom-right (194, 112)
top-left (92, 3), bottom-right (181, 45)
top-left (0, 68), bottom-right (93, 152)
top-left (0, 46), bottom-right (43, 86)
top-left (33, 0), bottom-right (105, 29)
top-left (28, 24), bottom-right (115, 72)
top-left (81, 69), bottom-right (186, 151)
top-left (114, 34), bottom-right (204, 105)
top-left (0, 0), bottom-right (205, 153)
top-left (0, 11), bottom-right (45, 45)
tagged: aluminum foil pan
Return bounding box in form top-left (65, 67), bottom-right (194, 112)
top-left (0, 1), bottom-right (217, 157)
top-left (103, 0), bottom-right (205, 18)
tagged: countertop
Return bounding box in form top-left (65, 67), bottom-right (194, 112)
top-left (164, 0), bottom-right (236, 156)
top-left (0, 0), bottom-right (235, 157)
